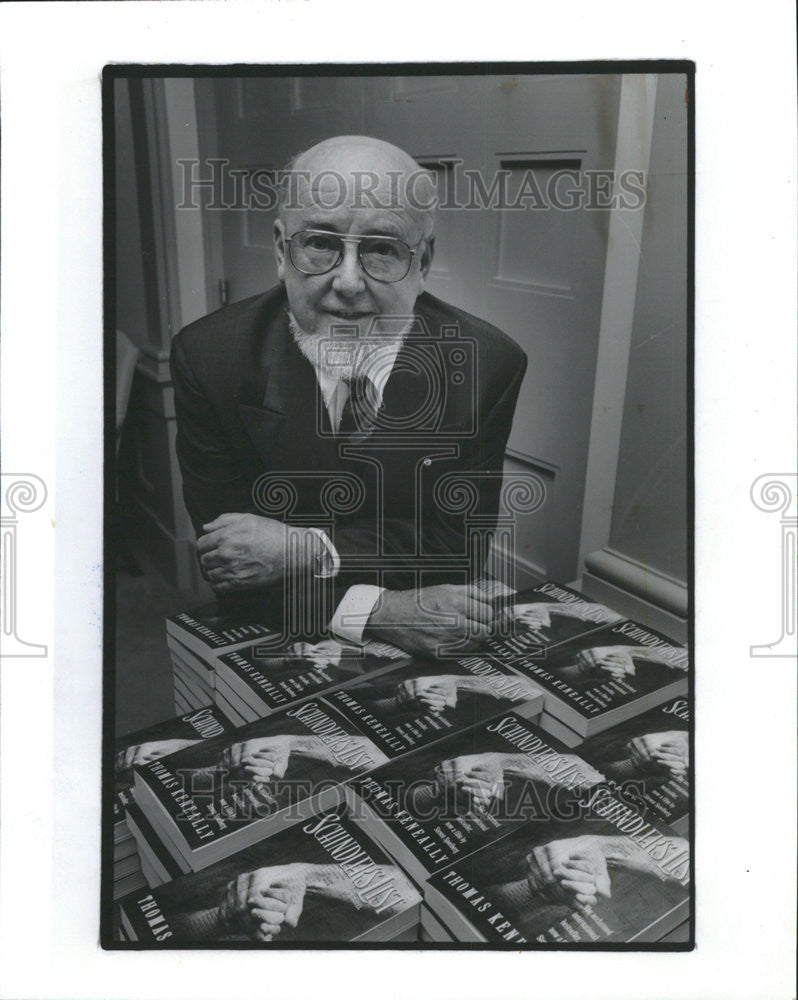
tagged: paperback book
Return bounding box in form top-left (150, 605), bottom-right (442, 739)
top-left (325, 655), bottom-right (544, 760)
top-left (216, 637), bottom-right (409, 718)
top-left (126, 801), bottom-right (189, 884)
top-left (165, 601), bottom-right (277, 666)
top-left (506, 620), bottom-right (688, 737)
top-left (575, 697), bottom-right (690, 834)
top-left (113, 705), bottom-right (236, 841)
top-left (347, 712), bottom-right (604, 885)
top-left (132, 700), bottom-right (390, 871)
top-left (485, 581), bottom-right (623, 663)
top-left (425, 785), bottom-right (690, 944)
top-left (118, 805), bottom-right (422, 945)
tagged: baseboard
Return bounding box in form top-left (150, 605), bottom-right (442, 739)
top-left (581, 547), bottom-right (688, 644)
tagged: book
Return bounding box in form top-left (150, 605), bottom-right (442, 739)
top-left (114, 836), bottom-right (139, 864)
top-left (171, 648), bottom-right (215, 703)
top-left (575, 697), bottom-right (690, 835)
top-left (211, 686), bottom-right (251, 728)
top-left (113, 869), bottom-right (149, 902)
top-left (126, 802), bottom-right (189, 884)
top-left (215, 637), bottom-right (409, 719)
top-left (536, 712), bottom-right (583, 748)
top-left (114, 852), bottom-right (145, 881)
top-left (117, 805), bottom-right (422, 945)
top-left (214, 675), bottom-right (261, 725)
top-left (505, 619), bottom-right (688, 738)
top-left (168, 638), bottom-right (218, 692)
top-left (325, 654), bottom-right (544, 760)
top-left (165, 601), bottom-right (276, 666)
top-left (132, 700), bottom-right (390, 871)
top-left (420, 904), bottom-right (455, 942)
top-left (113, 705), bottom-right (236, 844)
top-left (485, 582), bottom-right (623, 663)
top-left (173, 671), bottom-right (206, 713)
top-left (347, 712), bottom-right (604, 885)
top-left (425, 785), bottom-right (690, 944)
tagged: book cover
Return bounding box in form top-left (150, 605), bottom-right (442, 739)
top-left (485, 582), bottom-right (623, 663)
top-left (575, 697), bottom-right (690, 834)
top-left (325, 655), bottom-right (544, 760)
top-left (216, 637), bottom-right (409, 717)
top-left (133, 700), bottom-right (389, 870)
top-left (348, 712), bottom-right (604, 883)
top-left (113, 705), bottom-right (236, 831)
top-left (426, 785), bottom-right (690, 944)
top-left (118, 805), bottom-right (421, 945)
top-left (165, 601), bottom-right (277, 662)
top-left (506, 620), bottom-right (689, 736)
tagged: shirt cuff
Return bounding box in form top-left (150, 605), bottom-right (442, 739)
top-left (329, 584), bottom-right (385, 644)
top-left (308, 528), bottom-right (340, 578)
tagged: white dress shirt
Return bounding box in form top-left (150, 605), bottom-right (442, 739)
top-left (293, 324), bottom-right (404, 643)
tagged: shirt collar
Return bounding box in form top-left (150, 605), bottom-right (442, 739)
top-left (288, 313), bottom-right (409, 406)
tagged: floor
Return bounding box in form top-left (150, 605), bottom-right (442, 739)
top-left (113, 559), bottom-right (212, 738)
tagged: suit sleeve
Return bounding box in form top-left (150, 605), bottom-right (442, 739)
top-left (170, 331), bottom-right (255, 536)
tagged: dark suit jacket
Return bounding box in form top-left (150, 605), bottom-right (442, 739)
top-left (171, 285), bottom-right (527, 636)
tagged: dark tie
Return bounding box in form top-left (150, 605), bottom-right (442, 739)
top-left (338, 376), bottom-right (379, 435)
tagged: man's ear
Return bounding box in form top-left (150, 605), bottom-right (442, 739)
top-left (419, 235), bottom-right (435, 281)
top-left (274, 218), bottom-right (287, 280)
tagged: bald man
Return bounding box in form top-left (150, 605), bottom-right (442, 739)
top-left (171, 136), bottom-right (527, 656)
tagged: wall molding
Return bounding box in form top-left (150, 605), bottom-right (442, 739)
top-left (581, 545), bottom-right (687, 643)
top-left (583, 546), bottom-right (687, 615)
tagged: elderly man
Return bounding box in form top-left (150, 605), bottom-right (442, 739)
top-left (170, 135), bottom-right (526, 656)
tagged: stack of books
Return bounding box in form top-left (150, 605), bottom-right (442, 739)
top-left (112, 578), bottom-right (690, 945)
top-left (165, 603), bottom-right (278, 720)
top-left (112, 704), bottom-right (237, 906)
top-left (503, 619), bottom-right (689, 748)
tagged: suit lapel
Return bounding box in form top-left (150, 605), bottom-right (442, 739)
top-left (380, 313), bottom-right (446, 433)
top-left (238, 306), bottom-right (340, 471)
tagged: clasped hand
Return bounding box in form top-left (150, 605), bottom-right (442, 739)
top-left (218, 865), bottom-right (307, 942)
top-left (525, 836), bottom-right (613, 909)
top-left (221, 736), bottom-right (294, 783)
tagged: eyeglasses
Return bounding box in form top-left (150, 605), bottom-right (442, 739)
top-left (284, 229), bottom-right (421, 283)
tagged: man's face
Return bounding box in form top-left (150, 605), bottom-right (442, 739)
top-left (274, 172), bottom-right (434, 342)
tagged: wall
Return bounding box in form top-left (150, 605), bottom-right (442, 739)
top-left (114, 79), bottom-right (149, 348)
top-left (115, 78), bottom-right (208, 590)
top-left (582, 74), bottom-right (689, 641)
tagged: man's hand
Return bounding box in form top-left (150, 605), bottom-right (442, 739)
top-left (221, 736), bottom-right (294, 782)
top-left (627, 731), bottom-right (689, 775)
top-left (435, 754), bottom-right (506, 810)
top-left (365, 584), bottom-right (496, 657)
top-left (116, 739), bottom-right (198, 771)
top-left (396, 676), bottom-right (458, 713)
top-left (197, 513), bottom-right (320, 593)
top-left (576, 645), bottom-right (637, 680)
top-left (218, 865), bottom-right (307, 941)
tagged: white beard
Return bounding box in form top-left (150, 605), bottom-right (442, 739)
top-left (289, 313), bottom-right (406, 383)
